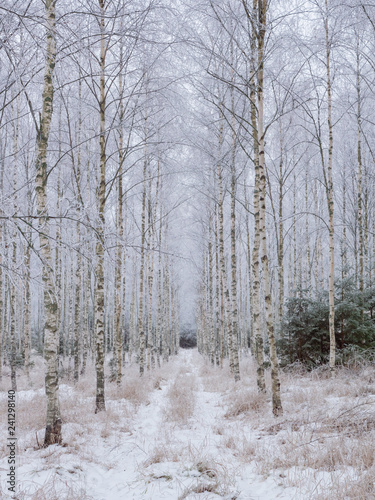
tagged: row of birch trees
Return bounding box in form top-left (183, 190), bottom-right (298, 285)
top-left (0, 0), bottom-right (181, 445)
top-left (2, 0), bottom-right (375, 445)
top-left (192, 0), bottom-right (375, 415)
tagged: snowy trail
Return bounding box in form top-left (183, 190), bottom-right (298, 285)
top-left (118, 350), bottom-right (296, 500)
top-left (1, 350), bottom-right (300, 499)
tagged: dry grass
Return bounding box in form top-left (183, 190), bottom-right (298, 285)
top-left (243, 360), bottom-right (375, 498)
top-left (2, 355), bottom-right (162, 459)
top-left (106, 368), bottom-right (153, 407)
top-left (0, 390), bottom-right (47, 458)
top-left (199, 361), bottom-right (234, 393)
top-left (195, 354), bottom-right (375, 499)
top-left (106, 360), bottom-right (175, 406)
top-left (318, 469), bottom-right (375, 500)
top-left (178, 446), bottom-right (237, 499)
top-left (163, 371), bottom-right (196, 425)
top-left (258, 428), bottom-right (375, 472)
top-left (5, 349), bottom-right (375, 500)
top-left (224, 387), bottom-right (268, 419)
top-left (178, 481), bottom-right (220, 500)
top-left (73, 365), bottom-right (96, 397)
top-left (223, 431), bottom-right (257, 461)
top-left (143, 439), bottom-right (181, 467)
top-left (10, 477), bottom-right (93, 500)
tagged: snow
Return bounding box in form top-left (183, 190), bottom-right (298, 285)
top-left (1, 350), bottom-right (374, 499)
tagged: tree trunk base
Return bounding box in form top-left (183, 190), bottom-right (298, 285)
top-left (272, 401), bottom-right (283, 417)
top-left (95, 396), bottom-right (106, 413)
top-left (44, 419), bottom-right (62, 447)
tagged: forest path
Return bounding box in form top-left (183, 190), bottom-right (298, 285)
top-left (118, 349), bottom-right (295, 500)
top-left (6, 350), bottom-right (298, 499)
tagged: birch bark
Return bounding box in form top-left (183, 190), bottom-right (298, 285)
top-left (324, 0), bottom-right (336, 377)
top-left (10, 95), bottom-right (20, 391)
top-left (34, 0), bottom-right (61, 445)
top-left (356, 40), bottom-right (364, 293)
top-left (258, 4), bottom-right (282, 415)
top-left (217, 111), bottom-right (238, 381)
top-left (138, 138), bottom-right (147, 376)
top-left (115, 61), bottom-right (125, 384)
top-left (95, 0), bottom-right (107, 412)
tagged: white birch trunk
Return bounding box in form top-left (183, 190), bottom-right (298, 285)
top-left (324, 0), bottom-right (336, 377)
top-left (257, 0), bottom-right (282, 415)
top-left (95, 0), bottom-right (107, 412)
top-left (138, 148), bottom-right (147, 376)
top-left (34, 0), bottom-right (61, 445)
top-left (115, 64), bottom-right (124, 384)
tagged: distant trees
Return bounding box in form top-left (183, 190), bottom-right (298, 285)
top-left (192, 0), bottom-right (375, 402)
top-left (0, 0), bottom-right (182, 446)
top-left (191, 0), bottom-right (284, 414)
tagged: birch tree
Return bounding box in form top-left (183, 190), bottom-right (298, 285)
top-left (94, 0), bottom-right (107, 412)
top-left (34, 0), bottom-right (61, 446)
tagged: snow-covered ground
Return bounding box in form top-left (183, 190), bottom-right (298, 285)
top-left (1, 349), bottom-right (375, 499)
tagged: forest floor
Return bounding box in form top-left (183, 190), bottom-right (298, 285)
top-left (1, 349), bottom-right (375, 499)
